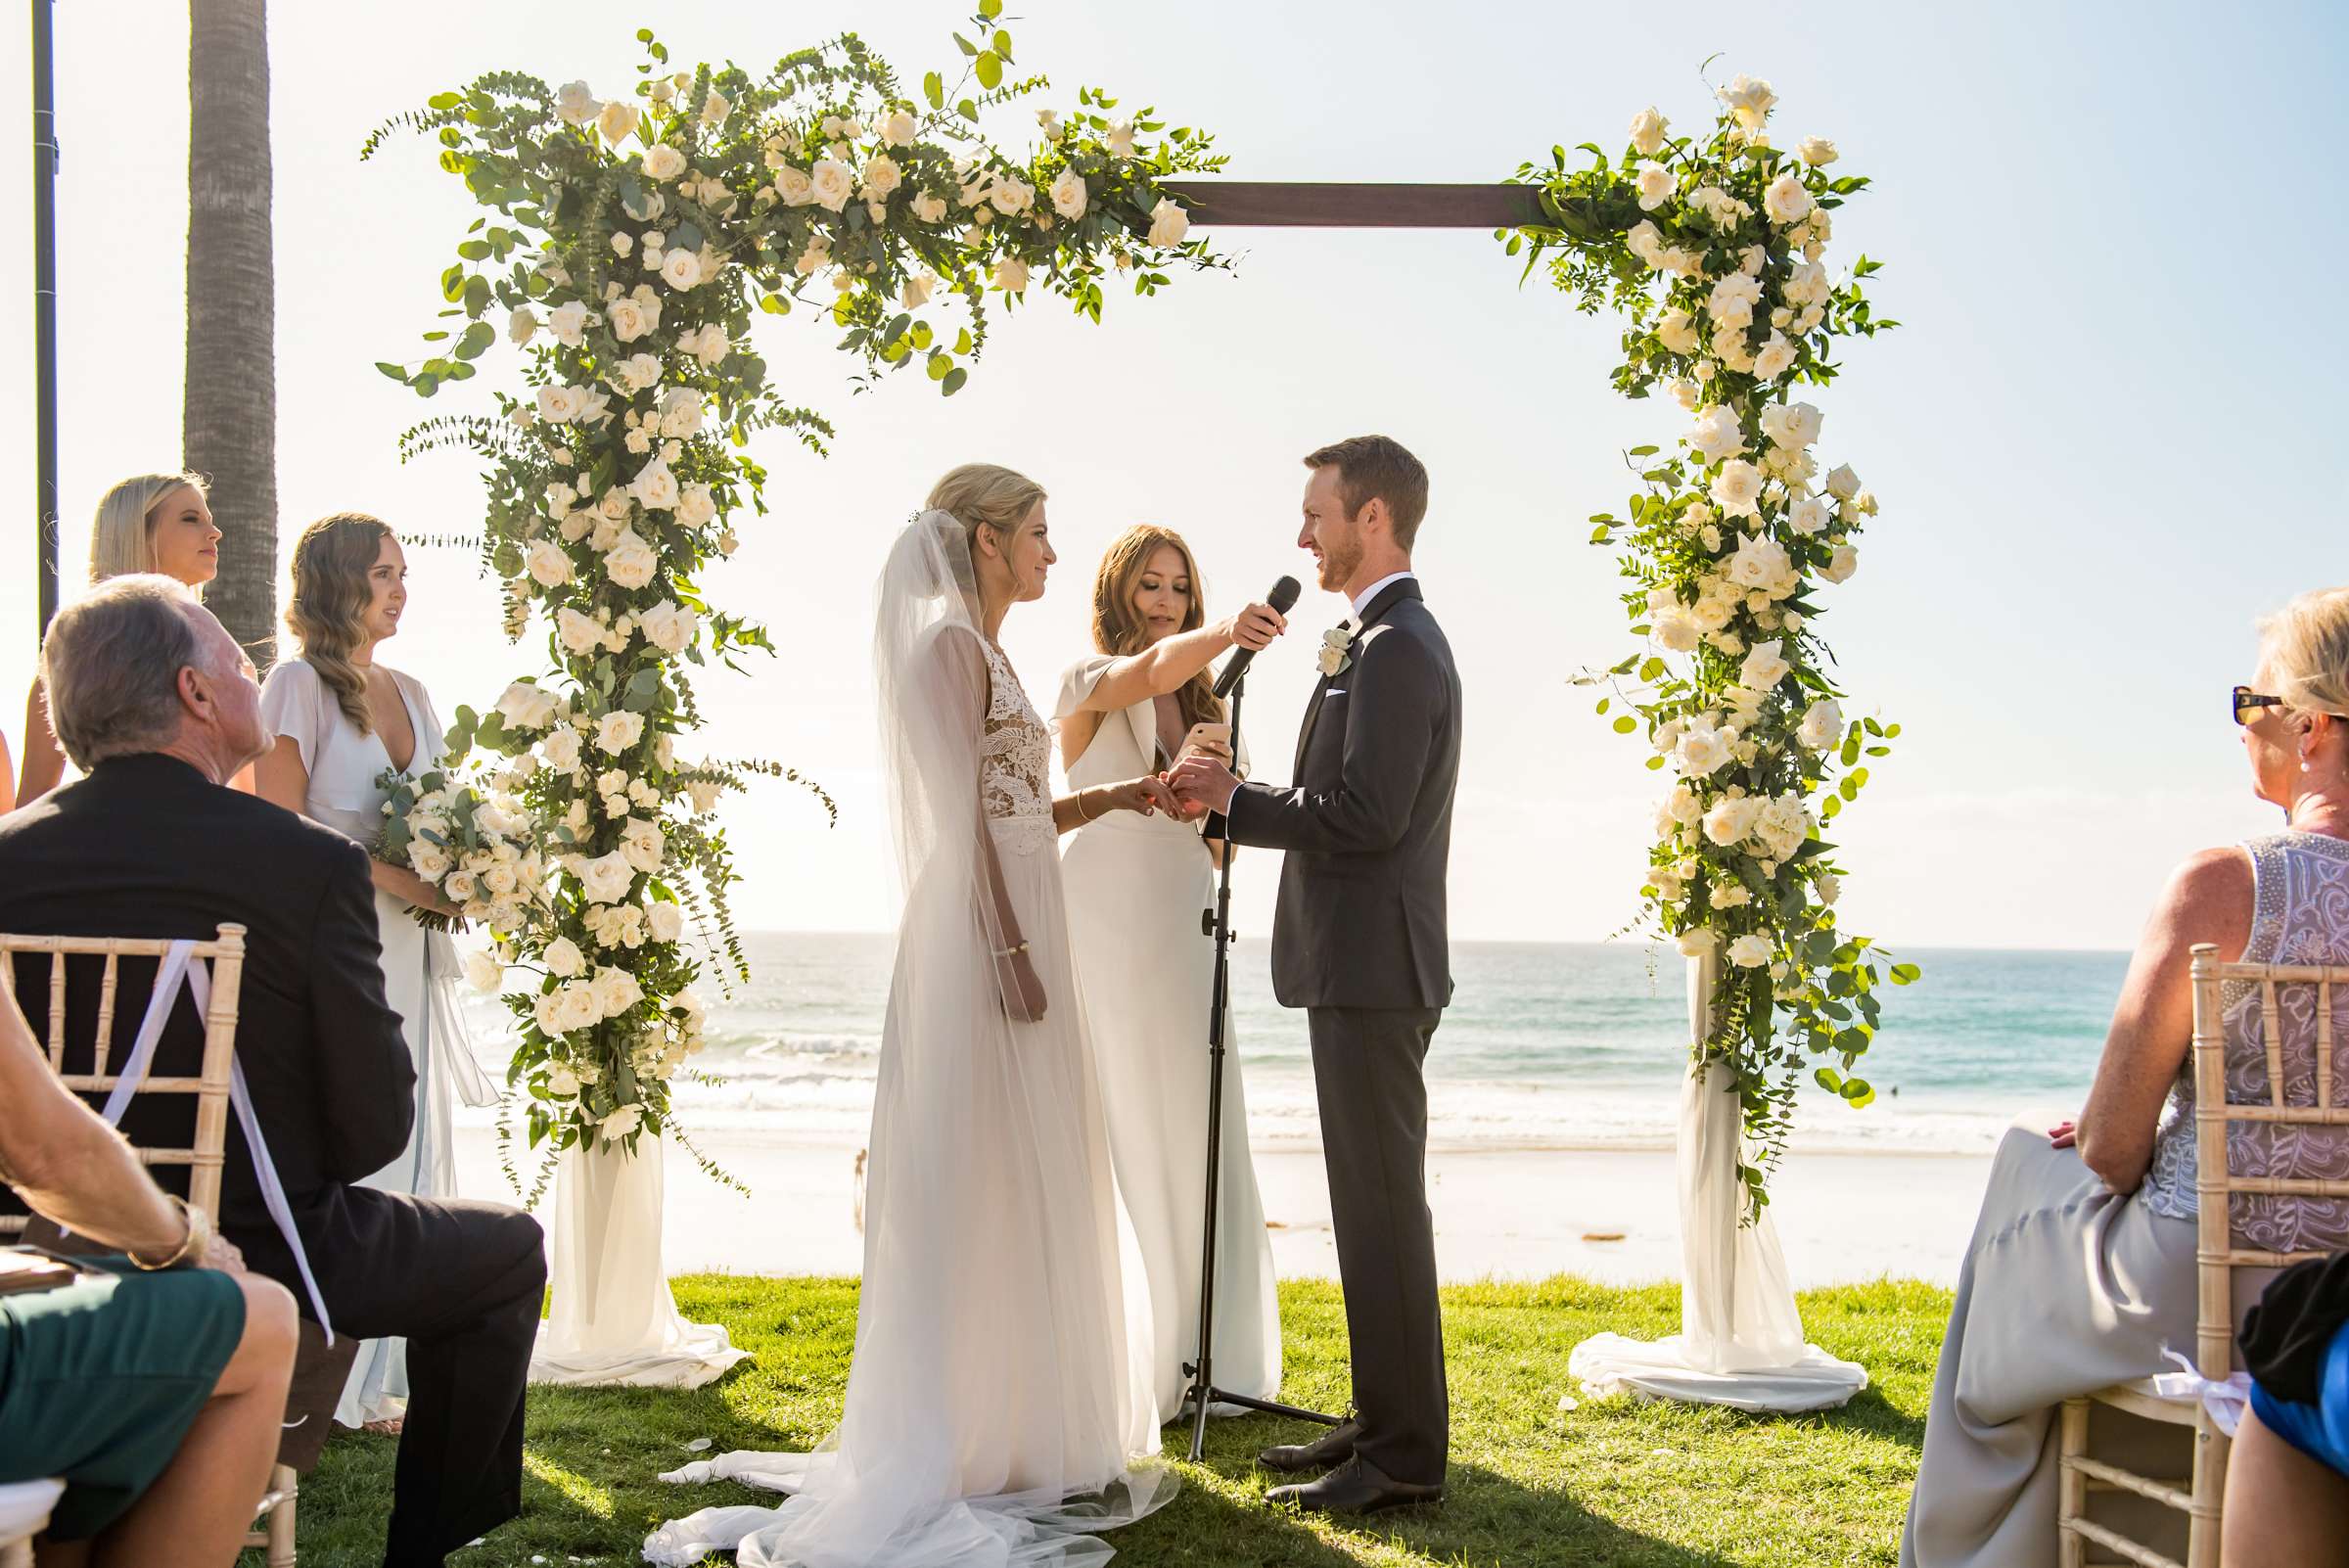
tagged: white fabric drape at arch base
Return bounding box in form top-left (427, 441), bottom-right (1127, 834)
top-left (528, 1138), bottom-right (750, 1389)
top-left (1566, 951), bottom-right (1868, 1413)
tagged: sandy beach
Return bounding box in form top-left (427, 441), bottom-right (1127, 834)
top-left (454, 1126), bottom-right (1993, 1288)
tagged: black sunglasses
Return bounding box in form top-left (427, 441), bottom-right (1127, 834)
top-left (2233, 686), bottom-right (2286, 725)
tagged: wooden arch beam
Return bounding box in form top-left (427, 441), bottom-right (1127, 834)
top-left (1155, 180), bottom-right (1545, 230)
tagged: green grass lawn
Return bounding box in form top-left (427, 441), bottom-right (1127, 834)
top-left (267, 1274), bottom-right (1946, 1568)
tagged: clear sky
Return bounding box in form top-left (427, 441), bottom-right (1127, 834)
top-left (1, 0), bottom-right (2341, 949)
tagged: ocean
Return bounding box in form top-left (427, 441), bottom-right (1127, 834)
top-left (462, 935), bottom-right (2130, 1155)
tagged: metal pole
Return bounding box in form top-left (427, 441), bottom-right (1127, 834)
top-left (31, 0), bottom-right (61, 642)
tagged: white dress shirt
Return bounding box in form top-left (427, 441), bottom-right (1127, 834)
top-left (1350, 570), bottom-right (1417, 621)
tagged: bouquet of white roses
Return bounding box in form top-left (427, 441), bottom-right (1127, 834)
top-left (374, 761), bottom-right (552, 934)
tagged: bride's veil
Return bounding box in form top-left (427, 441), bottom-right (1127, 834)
top-left (641, 510), bottom-right (1169, 1568)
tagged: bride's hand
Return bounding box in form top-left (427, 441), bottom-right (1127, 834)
top-left (997, 945), bottom-right (1048, 1023)
top-left (1098, 775), bottom-right (1182, 818)
top-left (1175, 721), bottom-right (1232, 767)
top-left (1224, 602), bottom-right (1287, 652)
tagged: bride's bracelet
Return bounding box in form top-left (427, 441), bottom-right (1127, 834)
top-left (991, 941), bottom-right (1031, 959)
top-left (1074, 788), bottom-right (1098, 823)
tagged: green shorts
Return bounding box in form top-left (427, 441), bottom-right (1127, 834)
top-left (0, 1255), bottom-right (247, 1541)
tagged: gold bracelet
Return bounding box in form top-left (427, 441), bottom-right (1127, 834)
top-left (1075, 789), bottom-right (1098, 823)
top-left (130, 1195), bottom-right (208, 1270)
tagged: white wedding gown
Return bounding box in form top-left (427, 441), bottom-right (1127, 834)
top-left (1054, 661), bottom-right (1280, 1415)
top-left (258, 658), bottom-right (497, 1427)
top-left (648, 515), bottom-right (1168, 1567)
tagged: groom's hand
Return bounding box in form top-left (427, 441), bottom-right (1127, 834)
top-left (1169, 755), bottom-right (1241, 819)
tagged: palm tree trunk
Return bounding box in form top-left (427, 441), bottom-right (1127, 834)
top-left (184, 0), bottom-right (277, 665)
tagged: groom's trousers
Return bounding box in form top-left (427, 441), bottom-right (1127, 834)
top-left (1308, 1005), bottom-right (1449, 1486)
top-left (322, 1194), bottom-right (546, 1567)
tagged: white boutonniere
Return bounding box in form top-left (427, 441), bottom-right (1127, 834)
top-left (1316, 623), bottom-right (1356, 678)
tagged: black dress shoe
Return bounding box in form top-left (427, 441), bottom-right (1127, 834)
top-left (1266, 1454), bottom-right (1444, 1516)
top-left (1257, 1418), bottom-right (1359, 1474)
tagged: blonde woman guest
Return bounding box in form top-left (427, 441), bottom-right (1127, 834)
top-left (651, 467), bottom-right (1182, 1566)
top-left (252, 514), bottom-right (496, 1433)
top-left (1903, 584), bottom-right (2349, 1568)
top-left (1055, 524), bottom-right (1288, 1416)
top-left (19, 473), bottom-right (228, 803)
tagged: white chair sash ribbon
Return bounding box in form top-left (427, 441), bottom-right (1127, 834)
top-left (99, 938), bottom-right (335, 1343)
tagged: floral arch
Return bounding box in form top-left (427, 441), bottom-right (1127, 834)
top-left (368, 12), bottom-right (1903, 1213)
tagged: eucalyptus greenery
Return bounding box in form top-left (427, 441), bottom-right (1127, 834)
top-left (367, 12), bottom-right (1225, 1179)
top-left (1505, 73), bottom-right (1910, 1209)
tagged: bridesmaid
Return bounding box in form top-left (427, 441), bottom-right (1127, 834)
top-left (253, 513), bottom-right (495, 1432)
top-left (19, 473), bottom-right (229, 802)
top-left (1055, 523), bottom-right (1288, 1416)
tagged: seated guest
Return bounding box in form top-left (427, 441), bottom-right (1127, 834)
top-left (1903, 584), bottom-right (2349, 1568)
top-left (2227, 1253), bottom-right (2349, 1565)
top-left (0, 977), bottom-right (297, 1568)
top-left (0, 575), bottom-right (546, 1568)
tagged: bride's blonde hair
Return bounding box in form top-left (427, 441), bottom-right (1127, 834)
top-left (925, 464), bottom-right (1046, 584)
top-left (286, 512), bottom-right (396, 734)
top-left (88, 472), bottom-right (210, 587)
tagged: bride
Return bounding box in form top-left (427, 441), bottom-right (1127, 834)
top-left (1056, 524), bottom-right (1286, 1416)
top-left (649, 465), bottom-right (1180, 1567)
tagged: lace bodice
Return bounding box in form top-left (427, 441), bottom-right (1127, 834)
top-left (2142, 831), bottom-right (2349, 1251)
top-left (979, 637), bottom-right (1054, 853)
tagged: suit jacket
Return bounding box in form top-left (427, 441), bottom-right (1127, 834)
top-left (1224, 577), bottom-right (1461, 1010)
top-left (0, 753), bottom-right (416, 1314)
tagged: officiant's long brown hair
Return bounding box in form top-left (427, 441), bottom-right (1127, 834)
top-left (1092, 525), bottom-right (1224, 732)
top-left (285, 512), bottom-right (395, 734)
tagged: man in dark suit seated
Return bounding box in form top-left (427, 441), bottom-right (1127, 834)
top-left (0, 575), bottom-right (545, 1568)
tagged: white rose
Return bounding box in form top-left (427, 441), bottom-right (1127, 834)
top-left (990, 175), bottom-right (1035, 215)
top-left (809, 159), bottom-right (854, 212)
top-left (647, 900), bottom-right (685, 944)
top-left (540, 726), bottom-right (583, 772)
top-left (1739, 638), bottom-right (1791, 692)
top-left (1798, 136), bottom-right (1839, 167)
top-left (1765, 171), bottom-right (1814, 227)
top-left (879, 108), bottom-right (918, 149)
top-left (556, 80), bottom-right (599, 125)
top-left (601, 1103), bottom-right (643, 1142)
top-left (576, 851), bottom-right (637, 905)
top-left (1676, 719), bottom-right (1736, 778)
top-left (464, 950), bottom-right (503, 992)
top-left (1816, 871), bottom-right (1841, 905)
top-left (902, 271), bottom-right (938, 309)
top-left (495, 681), bottom-right (558, 732)
top-left (535, 384), bottom-right (585, 424)
top-left (1665, 782), bottom-right (1705, 825)
top-left (628, 457), bottom-right (681, 512)
top-left (1703, 795), bottom-right (1764, 847)
top-left (606, 295), bottom-right (656, 343)
top-left (1728, 933), bottom-right (1773, 968)
top-left (548, 301), bottom-right (589, 347)
top-left (620, 816), bottom-right (666, 874)
top-left (542, 939), bottom-right (586, 984)
top-left (595, 709), bottom-right (646, 755)
top-left (1677, 927), bottom-right (1719, 958)
top-left (1707, 272), bottom-right (1763, 330)
top-left (639, 599), bottom-right (697, 654)
top-left (590, 966), bottom-right (644, 1020)
top-left (1717, 73), bottom-right (1777, 128)
top-left (597, 99), bottom-right (641, 147)
top-left (772, 164), bottom-right (816, 208)
top-left (1727, 533), bottom-right (1791, 594)
top-left (1625, 218), bottom-right (1665, 268)
top-left (1147, 197), bottom-right (1188, 248)
top-left (1822, 542), bottom-right (1860, 583)
top-left (1049, 168), bottom-right (1088, 221)
top-left (1655, 307), bottom-right (1699, 355)
top-left (1798, 700), bottom-right (1843, 752)
top-left (676, 484), bottom-right (717, 530)
top-left (1686, 405), bottom-right (1744, 464)
top-left (1825, 463), bottom-right (1862, 501)
top-left (1710, 459), bottom-right (1764, 518)
top-left (642, 143), bottom-right (687, 182)
top-left (1629, 105), bottom-right (1669, 157)
top-left (686, 778), bottom-right (723, 814)
top-left (1634, 160), bottom-right (1675, 211)
top-left (1653, 606), bottom-right (1701, 652)
top-left (1752, 332), bottom-right (1796, 382)
top-left (994, 256), bottom-right (1030, 294)
top-left (659, 389), bottom-right (703, 439)
top-left (545, 1064), bottom-right (580, 1098)
top-left (660, 249), bottom-right (704, 292)
top-left (1759, 401), bottom-right (1823, 451)
top-left (505, 306), bottom-right (540, 346)
top-left (910, 191), bottom-right (947, 225)
top-left (1788, 494), bottom-right (1831, 535)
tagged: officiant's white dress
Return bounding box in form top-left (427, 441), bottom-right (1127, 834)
top-left (1055, 659), bottom-right (1280, 1415)
top-left (647, 513), bottom-right (1167, 1567)
top-left (258, 658), bottom-right (496, 1428)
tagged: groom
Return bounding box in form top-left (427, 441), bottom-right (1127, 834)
top-left (1171, 435), bottom-right (1459, 1514)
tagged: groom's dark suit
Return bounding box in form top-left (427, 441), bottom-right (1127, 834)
top-left (0, 754), bottom-right (544, 1566)
top-left (1224, 575), bottom-right (1459, 1486)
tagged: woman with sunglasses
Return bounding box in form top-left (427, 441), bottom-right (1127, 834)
top-left (1903, 585), bottom-right (2349, 1568)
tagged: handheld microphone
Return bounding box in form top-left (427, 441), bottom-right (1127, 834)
top-left (1211, 575), bottom-right (1302, 699)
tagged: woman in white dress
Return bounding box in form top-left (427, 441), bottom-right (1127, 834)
top-left (253, 513), bottom-right (496, 1432)
top-left (1056, 525), bottom-right (1287, 1416)
top-left (649, 467), bottom-right (1182, 1568)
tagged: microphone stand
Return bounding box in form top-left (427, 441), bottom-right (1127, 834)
top-left (1181, 666), bottom-right (1339, 1461)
